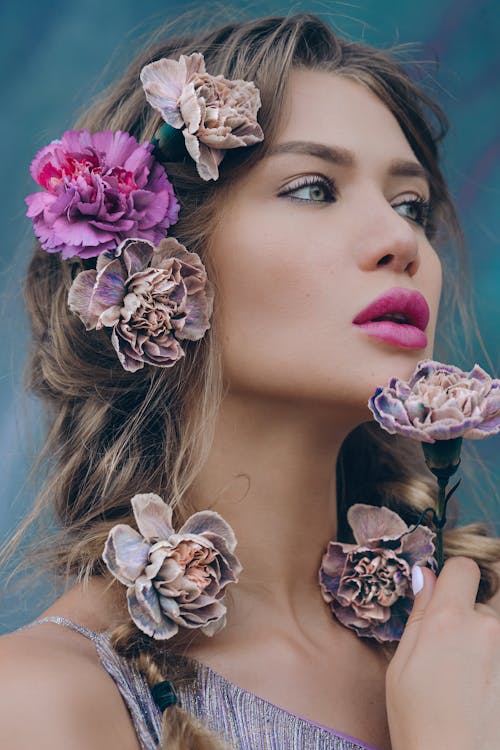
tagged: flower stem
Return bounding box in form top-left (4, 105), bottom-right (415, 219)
top-left (399, 476), bottom-right (462, 574)
top-left (436, 476), bottom-right (447, 573)
top-left (421, 438), bottom-right (463, 574)
top-left (434, 475), bottom-right (462, 573)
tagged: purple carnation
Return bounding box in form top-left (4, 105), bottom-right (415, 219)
top-left (368, 359), bottom-right (500, 443)
top-left (319, 504), bottom-right (436, 643)
top-left (25, 130), bottom-right (180, 259)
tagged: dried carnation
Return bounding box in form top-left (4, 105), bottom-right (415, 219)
top-left (25, 130), bottom-right (179, 259)
top-left (141, 52), bottom-right (264, 181)
top-left (103, 493), bottom-right (242, 640)
top-left (319, 504), bottom-right (436, 642)
top-left (368, 359), bottom-right (500, 443)
top-left (68, 237), bottom-right (213, 372)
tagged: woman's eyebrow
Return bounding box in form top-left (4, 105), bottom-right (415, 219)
top-left (267, 140), bottom-right (430, 184)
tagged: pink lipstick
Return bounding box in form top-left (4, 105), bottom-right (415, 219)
top-left (352, 287), bottom-right (430, 350)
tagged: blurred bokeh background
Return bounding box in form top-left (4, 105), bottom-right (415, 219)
top-left (1, 0), bottom-right (499, 633)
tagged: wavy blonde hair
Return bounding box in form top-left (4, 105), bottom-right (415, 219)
top-left (4, 11), bottom-right (500, 749)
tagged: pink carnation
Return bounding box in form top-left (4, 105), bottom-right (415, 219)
top-left (25, 130), bottom-right (179, 259)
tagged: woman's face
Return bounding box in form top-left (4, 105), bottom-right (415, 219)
top-left (210, 69), bottom-right (443, 422)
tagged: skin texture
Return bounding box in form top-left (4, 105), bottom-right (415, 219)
top-left (386, 560), bottom-right (500, 750)
top-left (1, 69), bottom-right (499, 750)
top-left (211, 71), bottom-right (442, 412)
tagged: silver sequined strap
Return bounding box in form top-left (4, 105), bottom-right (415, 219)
top-left (20, 615), bottom-right (99, 640)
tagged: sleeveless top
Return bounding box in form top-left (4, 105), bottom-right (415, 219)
top-left (21, 616), bottom-right (382, 750)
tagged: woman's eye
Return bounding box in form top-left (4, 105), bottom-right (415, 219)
top-left (279, 177), bottom-right (335, 203)
top-left (392, 197), bottom-right (431, 228)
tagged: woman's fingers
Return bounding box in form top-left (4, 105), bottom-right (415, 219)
top-left (386, 556), bottom-right (500, 750)
top-left (390, 564), bottom-right (436, 667)
top-left (391, 557), bottom-right (489, 674)
top-left (428, 556), bottom-right (482, 613)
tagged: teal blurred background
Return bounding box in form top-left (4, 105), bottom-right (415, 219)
top-left (1, 1), bottom-right (499, 632)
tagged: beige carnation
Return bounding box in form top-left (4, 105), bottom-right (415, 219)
top-left (141, 52), bottom-right (264, 180)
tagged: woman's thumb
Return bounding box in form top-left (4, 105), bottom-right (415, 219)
top-left (398, 565), bottom-right (437, 654)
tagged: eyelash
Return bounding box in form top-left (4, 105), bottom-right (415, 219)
top-left (278, 175), bottom-right (432, 229)
top-left (392, 196), bottom-right (431, 229)
top-left (278, 175), bottom-right (336, 203)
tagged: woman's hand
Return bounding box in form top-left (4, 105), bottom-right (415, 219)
top-left (386, 557), bottom-right (500, 750)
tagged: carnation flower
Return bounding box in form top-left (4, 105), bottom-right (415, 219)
top-left (68, 237), bottom-right (213, 372)
top-left (103, 493), bottom-right (242, 640)
top-left (25, 130), bottom-right (179, 259)
top-left (141, 52), bottom-right (264, 181)
top-left (368, 359), bottom-right (500, 443)
top-left (319, 504), bottom-right (436, 642)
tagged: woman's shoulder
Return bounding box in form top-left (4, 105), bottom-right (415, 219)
top-left (0, 622), bottom-right (141, 750)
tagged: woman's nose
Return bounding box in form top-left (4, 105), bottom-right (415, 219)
top-left (354, 198), bottom-right (421, 277)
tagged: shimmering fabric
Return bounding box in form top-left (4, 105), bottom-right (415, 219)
top-left (22, 617), bottom-right (381, 750)
top-left (179, 659), bottom-right (381, 750)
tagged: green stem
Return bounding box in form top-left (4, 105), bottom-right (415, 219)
top-left (436, 476), bottom-right (449, 574)
top-left (421, 437), bottom-right (463, 575)
top-left (400, 475), bottom-right (461, 575)
top-left (400, 477), bottom-right (461, 575)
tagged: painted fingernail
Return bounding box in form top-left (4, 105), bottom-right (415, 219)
top-left (412, 565), bottom-right (424, 595)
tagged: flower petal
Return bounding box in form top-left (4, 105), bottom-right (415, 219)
top-left (347, 504), bottom-right (408, 545)
top-left (180, 511), bottom-right (237, 551)
top-left (119, 238), bottom-right (154, 276)
top-left (102, 524), bottom-right (150, 586)
top-left (319, 542), bottom-right (349, 598)
top-left (131, 493), bottom-right (175, 540)
top-left (400, 525), bottom-right (436, 567)
top-left (140, 58), bottom-right (189, 128)
top-left (67, 270), bottom-right (99, 329)
top-left (128, 583), bottom-right (178, 640)
top-left (200, 610), bottom-right (227, 637)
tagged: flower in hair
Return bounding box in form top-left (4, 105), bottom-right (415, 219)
top-left (368, 359), bottom-right (500, 443)
top-left (103, 493), bottom-right (242, 640)
top-left (141, 52), bottom-right (264, 181)
top-left (319, 504), bottom-right (436, 643)
top-left (68, 237), bottom-right (213, 372)
top-left (25, 130), bottom-right (179, 259)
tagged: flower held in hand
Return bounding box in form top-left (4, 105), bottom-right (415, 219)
top-left (319, 504), bottom-right (436, 642)
top-left (368, 359), bottom-right (500, 443)
top-left (68, 236), bottom-right (213, 372)
top-left (368, 360), bottom-right (500, 574)
top-left (103, 493), bottom-right (242, 639)
top-left (26, 130), bottom-right (179, 259)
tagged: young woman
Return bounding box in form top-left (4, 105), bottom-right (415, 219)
top-left (1, 13), bottom-right (500, 750)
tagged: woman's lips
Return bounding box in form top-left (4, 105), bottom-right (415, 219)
top-left (353, 320), bottom-right (428, 349)
top-left (352, 287), bottom-right (430, 349)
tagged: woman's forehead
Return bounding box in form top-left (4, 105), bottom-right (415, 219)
top-left (275, 68), bottom-right (421, 168)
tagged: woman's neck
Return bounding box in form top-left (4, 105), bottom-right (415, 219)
top-left (189, 391), bottom-right (361, 638)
